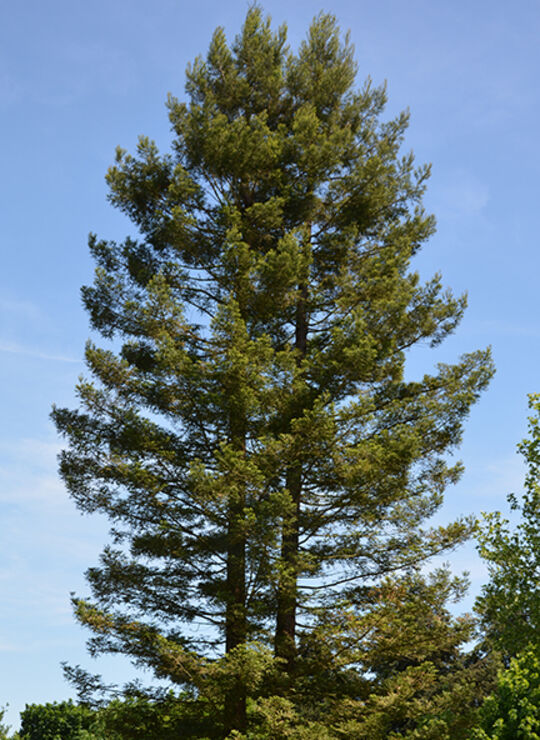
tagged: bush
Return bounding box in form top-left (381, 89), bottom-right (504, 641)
top-left (19, 701), bottom-right (99, 740)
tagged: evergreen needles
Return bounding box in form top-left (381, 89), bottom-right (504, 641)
top-left (52, 8), bottom-right (494, 737)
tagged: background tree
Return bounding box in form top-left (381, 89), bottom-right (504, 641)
top-left (53, 7), bottom-right (493, 736)
top-left (476, 393), bottom-right (540, 659)
top-left (17, 701), bottom-right (99, 740)
top-left (469, 646), bottom-right (540, 740)
top-left (16, 696), bottom-right (209, 740)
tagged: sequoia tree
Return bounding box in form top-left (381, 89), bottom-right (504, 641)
top-left (53, 7), bottom-right (493, 737)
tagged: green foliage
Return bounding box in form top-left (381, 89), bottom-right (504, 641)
top-left (0, 707), bottom-right (13, 740)
top-left (258, 569), bottom-right (497, 739)
top-left (52, 5), bottom-right (494, 735)
top-left (18, 701), bottom-right (99, 740)
top-left (469, 646), bottom-right (540, 739)
top-left (476, 394), bottom-right (540, 658)
top-left (96, 693), bottom-right (217, 740)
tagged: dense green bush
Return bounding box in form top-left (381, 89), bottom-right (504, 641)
top-left (18, 701), bottom-right (99, 740)
top-left (15, 695), bottom-right (218, 740)
top-left (97, 694), bottom-right (217, 740)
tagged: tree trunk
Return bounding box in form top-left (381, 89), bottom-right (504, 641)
top-left (275, 464), bottom-right (302, 674)
top-left (223, 514), bottom-right (247, 733)
top-left (274, 281), bottom-right (308, 676)
top-left (224, 416), bottom-right (247, 734)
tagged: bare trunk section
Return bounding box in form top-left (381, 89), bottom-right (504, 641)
top-left (224, 414), bottom-right (247, 735)
top-left (275, 464), bottom-right (302, 673)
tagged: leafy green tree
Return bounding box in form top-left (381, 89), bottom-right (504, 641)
top-left (65, 694), bottom-right (200, 740)
top-left (476, 393), bottom-right (540, 659)
top-left (18, 701), bottom-right (98, 740)
top-left (469, 646), bottom-right (540, 740)
top-left (52, 6), bottom-right (493, 736)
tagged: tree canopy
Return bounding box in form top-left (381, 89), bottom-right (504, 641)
top-left (476, 393), bottom-right (540, 659)
top-left (52, 7), bottom-right (494, 736)
top-left (470, 647), bottom-right (540, 740)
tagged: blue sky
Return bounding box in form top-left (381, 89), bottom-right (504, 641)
top-left (1, 0), bottom-right (539, 729)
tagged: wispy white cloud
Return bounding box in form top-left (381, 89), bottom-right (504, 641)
top-left (0, 436), bottom-right (67, 506)
top-left (0, 573), bottom-right (76, 622)
top-left (0, 642), bottom-right (25, 653)
top-left (433, 169), bottom-right (489, 218)
top-left (0, 341), bottom-right (80, 363)
top-left (0, 297), bottom-right (44, 322)
top-left (0, 473), bottom-right (67, 506)
top-left (0, 437), bottom-right (63, 463)
top-left (0, 437), bottom-right (63, 460)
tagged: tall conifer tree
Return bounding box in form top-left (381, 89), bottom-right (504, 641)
top-left (53, 7), bottom-right (493, 736)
